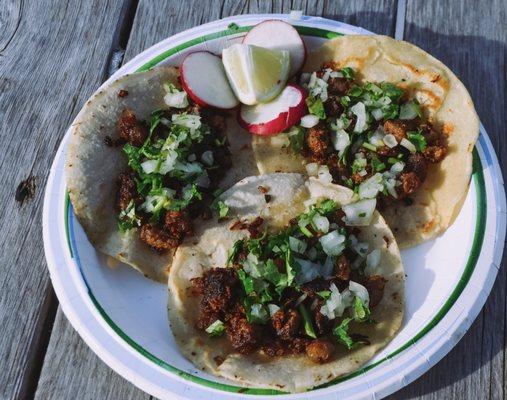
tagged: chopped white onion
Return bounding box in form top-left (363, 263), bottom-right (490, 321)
top-left (319, 230), bottom-right (346, 256)
top-left (187, 153), bottom-right (197, 162)
top-left (141, 159), bottom-right (159, 174)
top-left (369, 128), bottom-right (385, 147)
top-left (171, 113), bottom-right (201, 129)
top-left (383, 133), bottom-right (398, 148)
top-left (250, 303), bottom-right (268, 322)
top-left (342, 199), bottom-right (377, 226)
top-left (390, 161), bottom-right (405, 174)
top-left (320, 284), bottom-right (354, 320)
top-left (312, 214), bottom-right (329, 233)
top-left (317, 165), bottom-right (333, 183)
top-left (305, 162), bottom-right (319, 176)
top-left (289, 236), bottom-right (307, 254)
top-left (349, 281), bottom-right (370, 306)
top-left (300, 114), bottom-right (320, 128)
top-left (371, 108), bottom-right (384, 121)
top-left (268, 304), bottom-right (280, 317)
top-left (195, 171), bottom-right (210, 188)
top-left (201, 150), bottom-right (214, 166)
top-left (351, 102), bottom-right (367, 133)
top-left (295, 258), bottom-right (321, 284)
top-left (400, 138), bottom-right (416, 153)
top-left (331, 129), bottom-right (350, 156)
top-left (164, 90), bottom-right (188, 109)
top-left (358, 173), bottom-right (384, 199)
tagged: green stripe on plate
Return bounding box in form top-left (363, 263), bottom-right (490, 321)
top-left (136, 24), bottom-right (342, 72)
top-left (64, 24), bottom-right (486, 395)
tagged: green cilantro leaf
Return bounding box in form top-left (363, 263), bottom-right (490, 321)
top-left (340, 67), bottom-right (355, 80)
top-left (306, 96), bottom-right (326, 119)
top-left (215, 200), bottom-right (229, 219)
top-left (407, 131), bottom-right (427, 151)
top-left (298, 304), bottom-right (317, 339)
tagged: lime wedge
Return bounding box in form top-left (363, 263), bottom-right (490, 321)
top-left (222, 44), bottom-right (290, 105)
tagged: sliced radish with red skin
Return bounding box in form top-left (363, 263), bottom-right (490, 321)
top-left (180, 51), bottom-right (239, 109)
top-left (242, 20), bottom-right (306, 77)
top-left (238, 84), bottom-right (307, 136)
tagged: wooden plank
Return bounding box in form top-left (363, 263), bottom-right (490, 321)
top-left (122, 0), bottom-right (397, 63)
top-left (0, 1), bottom-right (132, 399)
top-left (389, 1), bottom-right (506, 398)
top-left (35, 0), bottom-right (396, 398)
top-left (34, 310), bottom-right (151, 400)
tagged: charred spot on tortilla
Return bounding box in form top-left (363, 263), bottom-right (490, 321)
top-left (118, 89), bottom-right (128, 97)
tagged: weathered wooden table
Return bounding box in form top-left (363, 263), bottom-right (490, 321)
top-left (1, 1), bottom-right (505, 399)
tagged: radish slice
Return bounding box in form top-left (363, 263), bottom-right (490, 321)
top-left (242, 20), bottom-right (306, 77)
top-left (180, 51), bottom-right (239, 109)
top-left (238, 84), bottom-right (307, 135)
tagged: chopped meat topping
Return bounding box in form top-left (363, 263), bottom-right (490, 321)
top-left (306, 125), bottom-right (330, 161)
top-left (328, 77), bottom-right (352, 95)
top-left (247, 217), bottom-right (265, 238)
top-left (163, 210), bottom-right (192, 243)
top-left (324, 95), bottom-right (344, 117)
top-left (423, 145), bottom-right (448, 163)
top-left (306, 339), bottom-right (335, 363)
top-left (398, 172), bottom-right (421, 197)
top-left (226, 314), bottom-right (261, 354)
top-left (313, 301), bottom-right (333, 335)
top-left (363, 275), bottom-right (387, 307)
top-left (139, 224), bottom-right (179, 251)
top-left (191, 268), bottom-right (238, 313)
top-left (271, 309), bottom-right (301, 340)
top-left (406, 153), bottom-right (428, 181)
top-left (116, 172), bottom-right (137, 211)
top-left (383, 119), bottom-right (409, 142)
top-left (334, 255), bottom-right (351, 281)
top-left (117, 109), bottom-right (148, 147)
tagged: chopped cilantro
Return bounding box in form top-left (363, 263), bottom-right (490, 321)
top-left (306, 97), bottom-right (326, 119)
top-left (288, 126), bottom-right (305, 153)
top-left (340, 67), bottom-right (355, 80)
top-left (215, 200), bottom-right (229, 219)
top-left (298, 304), bottom-right (317, 339)
top-left (353, 297), bottom-right (371, 322)
top-left (407, 131), bottom-right (427, 151)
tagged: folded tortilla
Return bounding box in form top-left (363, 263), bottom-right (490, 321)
top-left (168, 173), bottom-right (404, 392)
top-left (65, 66), bottom-right (257, 282)
top-left (252, 35), bottom-right (479, 248)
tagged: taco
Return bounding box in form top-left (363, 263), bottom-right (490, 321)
top-left (252, 35), bottom-right (479, 248)
top-left (168, 173), bottom-right (404, 392)
top-left (66, 66), bottom-right (256, 282)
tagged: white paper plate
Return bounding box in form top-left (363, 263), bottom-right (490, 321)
top-left (43, 13), bottom-right (506, 400)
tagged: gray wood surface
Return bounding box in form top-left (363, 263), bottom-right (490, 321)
top-left (0, 1), bottom-right (133, 399)
top-left (0, 0), bottom-right (504, 399)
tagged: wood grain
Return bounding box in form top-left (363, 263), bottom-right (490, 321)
top-left (389, 1), bottom-right (506, 398)
top-left (0, 0), bottom-right (130, 399)
top-left (3, 0), bottom-right (505, 399)
top-left (34, 310), bottom-right (151, 400)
